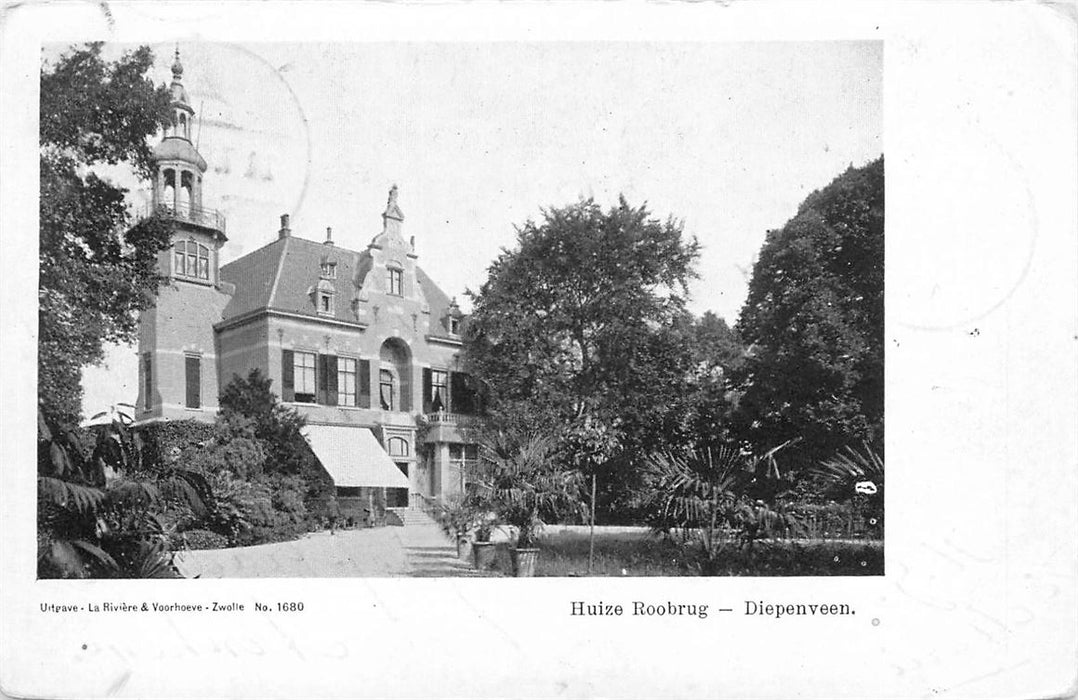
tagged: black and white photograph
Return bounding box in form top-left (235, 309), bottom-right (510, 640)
top-left (35, 40), bottom-right (883, 580)
top-left (2, 2), bottom-right (1075, 698)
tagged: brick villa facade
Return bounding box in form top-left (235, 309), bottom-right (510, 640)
top-left (134, 51), bottom-right (480, 513)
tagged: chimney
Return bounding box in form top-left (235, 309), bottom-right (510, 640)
top-left (324, 226), bottom-right (334, 246)
top-left (278, 213), bottom-right (291, 239)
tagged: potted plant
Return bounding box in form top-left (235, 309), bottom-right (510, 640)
top-left (473, 430), bottom-right (584, 577)
top-left (470, 510), bottom-right (499, 570)
top-left (436, 495), bottom-right (478, 560)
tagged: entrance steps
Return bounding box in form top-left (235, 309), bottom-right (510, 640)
top-left (386, 507), bottom-right (438, 527)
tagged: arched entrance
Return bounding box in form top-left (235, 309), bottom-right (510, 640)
top-left (377, 338), bottom-right (412, 412)
top-left (379, 338), bottom-right (413, 508)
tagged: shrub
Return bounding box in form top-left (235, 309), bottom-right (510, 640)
top-left (182, 529), bottom-right (228, 550)
top-left (136, 420), bottom-right (216, 471)
top-left (182, 432), bottom-right (266, 481)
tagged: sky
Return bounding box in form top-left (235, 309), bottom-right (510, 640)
top-left (71, 40), bottom-right (882, 417)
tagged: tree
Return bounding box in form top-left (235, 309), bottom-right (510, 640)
top-left (682, 312), bottom-right (747, 452)
top-left (734, 157), bottom-right (884, 467)
top-left (39, 43), bottom-right (173, 425)
top-left (218, 369), bottom-right (319, 479)
top-left (463, 196), bottom-right (701, 520)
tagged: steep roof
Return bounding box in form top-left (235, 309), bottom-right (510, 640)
top-left (219, 235), bottom-right (456, 327)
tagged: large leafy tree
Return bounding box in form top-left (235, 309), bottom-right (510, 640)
top-left (734, 157), bottom-right (884, 467)
top-left (465, 196), bottom-right (700, 437)
top-left (463, 196), bottom-right (701, 518)
top-left (39, 43), bottom-right (173, 425)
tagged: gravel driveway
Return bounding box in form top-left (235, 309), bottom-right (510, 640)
top-left (175, 520), bottom-right (487, 578)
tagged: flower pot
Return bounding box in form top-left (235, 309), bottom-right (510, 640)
top-left (456, 535), bottom-right (472, 561)
top-left (510, 547), bottom-right (540, 577)
top-left (472, 541), bottom-right (497, 570)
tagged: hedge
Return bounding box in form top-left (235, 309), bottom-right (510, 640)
top-left (136, 419), bottom-right (216, 470)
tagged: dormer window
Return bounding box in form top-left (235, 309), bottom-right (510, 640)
top-left (312, 279), bottom-right (336, 316)
top-left (173, 240), bottom-right (209, 280)
top-left (387, 268), bottom-right (403, 296)
top-left (449, 317), bottom-right (461, 335)
top-left (320, 261), bottom-right (337, 279)
top-left (320, 293), bottom-right (333, 314)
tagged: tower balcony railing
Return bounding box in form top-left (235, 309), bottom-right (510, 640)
top-left (140, 202), bottom-right (226, 233)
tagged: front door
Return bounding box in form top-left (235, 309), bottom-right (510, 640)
top-left (387, 462), bottom-right (409, 508)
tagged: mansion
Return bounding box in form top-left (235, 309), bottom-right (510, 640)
top-left (134, 51), bottom-right (480, 516)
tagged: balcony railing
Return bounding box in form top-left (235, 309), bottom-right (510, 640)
top-left (140, 202), bottom-right (226, 233)
top-left (424, 411), bottom-right (474, 425)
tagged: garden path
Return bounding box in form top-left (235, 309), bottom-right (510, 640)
top-left (175, 517), bottom-right (484, 578)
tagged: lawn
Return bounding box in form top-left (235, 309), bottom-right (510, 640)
top-left (485, 527), bottom-right (884, 577)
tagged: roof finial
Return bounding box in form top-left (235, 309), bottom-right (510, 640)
top-left (382, 183), bottom-right (405, 223)
top-left (171, 44), bottom-right (184, 80)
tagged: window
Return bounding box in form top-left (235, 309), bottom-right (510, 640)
top-left (321, 262), bottom-right (337, 279)
top-left (449, 317), bottom-right (461, 335)
top-left (294, 351), bottom-right (317, 402)
top-left (431, 370), bottom-right (448, 412)
top-left (379, 369), bottom-right (395, 410)
top-left (185, 355), bottom-right (201, 409)
top-left (387, 268), bottom-right (403, 296)
top-left (338, 357), bottom-right (356, 407)
top-left (173, 240), bottom-right (209, 280)
top-left (450, 443), bottom-right (479, 491)
top-left (387, 437), bottom-right (409, 457)
top-left (142, 353), bottom-right (152, 410)
top-left (319, 292), bottom-right (334, 315)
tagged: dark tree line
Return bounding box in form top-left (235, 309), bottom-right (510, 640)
top-left (463, 158), bottom-right (883, 520)
top-left (39, 43), bottom-right (174, 426)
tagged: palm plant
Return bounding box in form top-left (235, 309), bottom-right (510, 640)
top-left (641, 442), bottom-right (802, 566)
top-left (38, 408), bottom-right (213, 578)
top-left (813, 443), bottom-right (884, 536)
top-left (470, 431), bottom-right (585, 548)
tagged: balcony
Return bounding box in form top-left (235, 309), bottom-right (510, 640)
top-left (422, 411), bottom-right (482, 444)
top-left (424, 411), bottom-right (472, 425)
top-left (140, 203), bottom-right (226, 234)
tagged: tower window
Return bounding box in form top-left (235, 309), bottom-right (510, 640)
top-left (173, 240), bottom-right (209, 280)
top-left (387, 268), bottom-right (403, 296)
top-left (185, 355), bottom-right (201, 409)
top-left (142, 353), bottom-right (152, 410)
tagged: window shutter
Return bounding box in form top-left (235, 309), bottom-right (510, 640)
top-left (282, 350), bottom-right (295, 402)
top-left (450, 371), bottom-right (476, 415)
top-left (185, 356), bottom-right (201, 409)
top-left (317, 354), bottom-right (327, 404)
top-left (326, 355), bottom-right (339, 406)
top-left (358, 359), bottom-right (371, 408)
top-left (422, 368), bottom-right (432, 413)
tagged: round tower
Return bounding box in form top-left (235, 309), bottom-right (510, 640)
top-left (136, 46), bottom-right (230, 424)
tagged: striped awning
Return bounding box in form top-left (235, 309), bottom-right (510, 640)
top-left (303, 425), bottom-right (409, 488)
